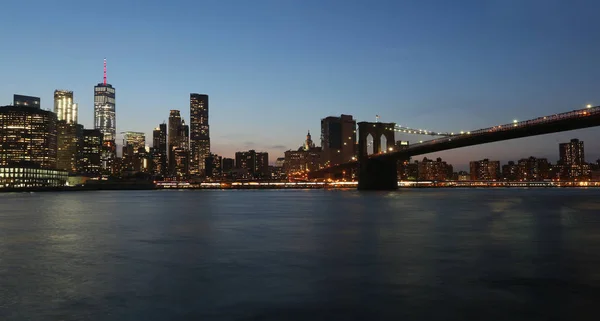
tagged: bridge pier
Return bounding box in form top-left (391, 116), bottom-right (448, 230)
top-left (358, 156), bottom-right (398, 190)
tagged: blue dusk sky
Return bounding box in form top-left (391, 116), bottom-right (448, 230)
top-left (2, 0), bottom-right (600, 169)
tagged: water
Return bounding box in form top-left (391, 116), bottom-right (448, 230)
top-left (1, 189), bottom-right (600, 320)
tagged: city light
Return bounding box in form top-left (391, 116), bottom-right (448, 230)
top-left (513, 119), bottom-right (518, 123)
top-left (587, 104), bottom-right (592, 108)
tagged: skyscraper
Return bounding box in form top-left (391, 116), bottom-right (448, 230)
top-left (168, 110), bottom-right (189, 177)
top-left (321, 114), bottom-right (356, 166)
top-left (94, 59), bottom-right (116, 174)
top-left (152, 123), bottom-right (167, 176)
top-left (190, 93), bottom-right (210, 176)
top-left (54, 90), bottom-right (77, 124)
top-left (54, 90), bottom-right (81, 173)
top-left (77, 129), bottom-right (103, 177)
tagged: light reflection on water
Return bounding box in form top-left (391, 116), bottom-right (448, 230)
top-left (0, 189), bottom-right (599, 320)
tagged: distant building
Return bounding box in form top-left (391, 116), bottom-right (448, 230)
top-left (77, 129), bottom-right (102, 177)
top-left (190, 93), bottom-right (210, 176)
top-left (56, 122), bottom-right (83, 173)
top-left (235, 150), bottom-right (269, 179)
top-left (398, 160), bottom-right (418, 180)
top-left (470, 159), bottom-right (500, 181)
top-left (517, 157), bottom-right (550, 181)
top-left (0, 105), bottom-right (57, 169)
top-left (172, 147), bottom-right (189, 178)
top-left (168, 110), bottom-right (189, 177)
top-left (205, 153), bottom-right (222, 178)
top-left (502, 161), bottom-right (519, 181)
top-left (222, 157), bottom-right (234, 173)
top-left (417, 157), bottom-right (453, 181)
top-left (94, 59), bottom-right (116, 174)
top-left (0, 164), bottom-right (67, 188)
top-left (122, 131), bottom-right (145, 172)
top-left (13, 94), bottom-right (40, 108)
top-left (152, 123), bottom-right (167, 176)
top-left (284, 131), bottom-right (322, 177)
top-left (54, 90), bottom-right (77, 124)
top-left (321, 114), bottom-right (356, 166)
top-left (558, 139), bottom-right (588, 179)
top-left (457, 171), bottom-right (470, 181)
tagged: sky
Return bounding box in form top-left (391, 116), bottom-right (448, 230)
top-left (2, 0), bottom-right (600, 170)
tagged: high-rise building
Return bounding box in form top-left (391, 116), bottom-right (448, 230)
top-left (321, 114), bottom-right (356, 166)
top-left (54, 90), bottom-right (77, 124)
top-left (77, 129), bottom-right (103, 176)
top-left (205, 153), bottom-right (222, 178)
top-left (235, 150), bottom-right (269, 179)
top-left (0, 105), bottom-right (57, 169)
top-left (470, 159), bottom-right (500, 181)
top-left (54, 90), bottom-right (81, 173)
top-left (13, 94), bottom-right (40, 108)
top-left (190, 93), bottom-right (210, 176)
top-left (558, 138), bottom-right (588, 179)
top-left (417, 157), bottom-right (453, 181)
top-left (121, 132), bottom-right (145, 172)
top-left (56, 122), bottom-right (83, 173)
top-left (94, 59), bottom-right (116, 174)
top-left (152, 123), bottom-right (167, 176)
top-left (168, 110), bottom-right (189, 177)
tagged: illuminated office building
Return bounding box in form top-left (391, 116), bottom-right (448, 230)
top-left (54, 90), bottom-right (77, 124)
top-left (152, 123), bottom-right (167, 176)
top-left (190, 93), bottom-right (210, 175)
top-left (54, 90), bottom-right (81, 173)
top-left (56, 122), bottom-right (83, 173)
top-left (122, 131), bottom-right (146, 172)
top-left (94, 59), bottom-right (116, 173)
top-left (77, 129), bottom-right (103, 176)
top-left (0, 105), bottom-right (57, 169)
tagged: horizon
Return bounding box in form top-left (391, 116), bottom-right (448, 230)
top-left (2, 0), bottom-right (600, 170)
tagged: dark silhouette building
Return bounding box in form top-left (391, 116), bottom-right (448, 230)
top-left (470, 159), bottom-right (500, 181)
top-left (77, 129), bottom-right (103, 177)
top-left (321, 114), bottom-right (356, 166)
top-left (190, 93), bottom-right (210, 176)
top-left (205, 153), bottom-right (222, 178)
top-left (235, 150), bottom-right (269, 179)
top-left (168, 110), bottom-right (189, 177)
top-left (558, 139), bottom-right (588, 179)
top-left (13, 94), bottom-right (40, 108)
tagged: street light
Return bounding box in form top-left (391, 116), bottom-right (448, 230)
top-left (587, 104), bottom-right (592, 108)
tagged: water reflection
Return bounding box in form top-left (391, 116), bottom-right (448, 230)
top-left (0, 189), bottom-right (599, 320)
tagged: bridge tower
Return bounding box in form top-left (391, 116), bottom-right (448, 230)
top-left (357, 122), bottom-right (398, 190)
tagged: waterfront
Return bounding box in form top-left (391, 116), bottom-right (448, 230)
top-left (1, 189), bottom-right (600, 320)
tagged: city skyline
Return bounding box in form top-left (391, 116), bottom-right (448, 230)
top-left (2, 1), bottom-right (600, 169)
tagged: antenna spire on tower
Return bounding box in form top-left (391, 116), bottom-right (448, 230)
top-left (103, 58), bottom-right (107, 85)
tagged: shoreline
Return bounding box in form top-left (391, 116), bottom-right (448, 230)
top-left (1, 184), bottom-right (598, 193)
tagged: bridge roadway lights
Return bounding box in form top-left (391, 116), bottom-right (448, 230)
top-left (358, 156), bottom-right (398, 190)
